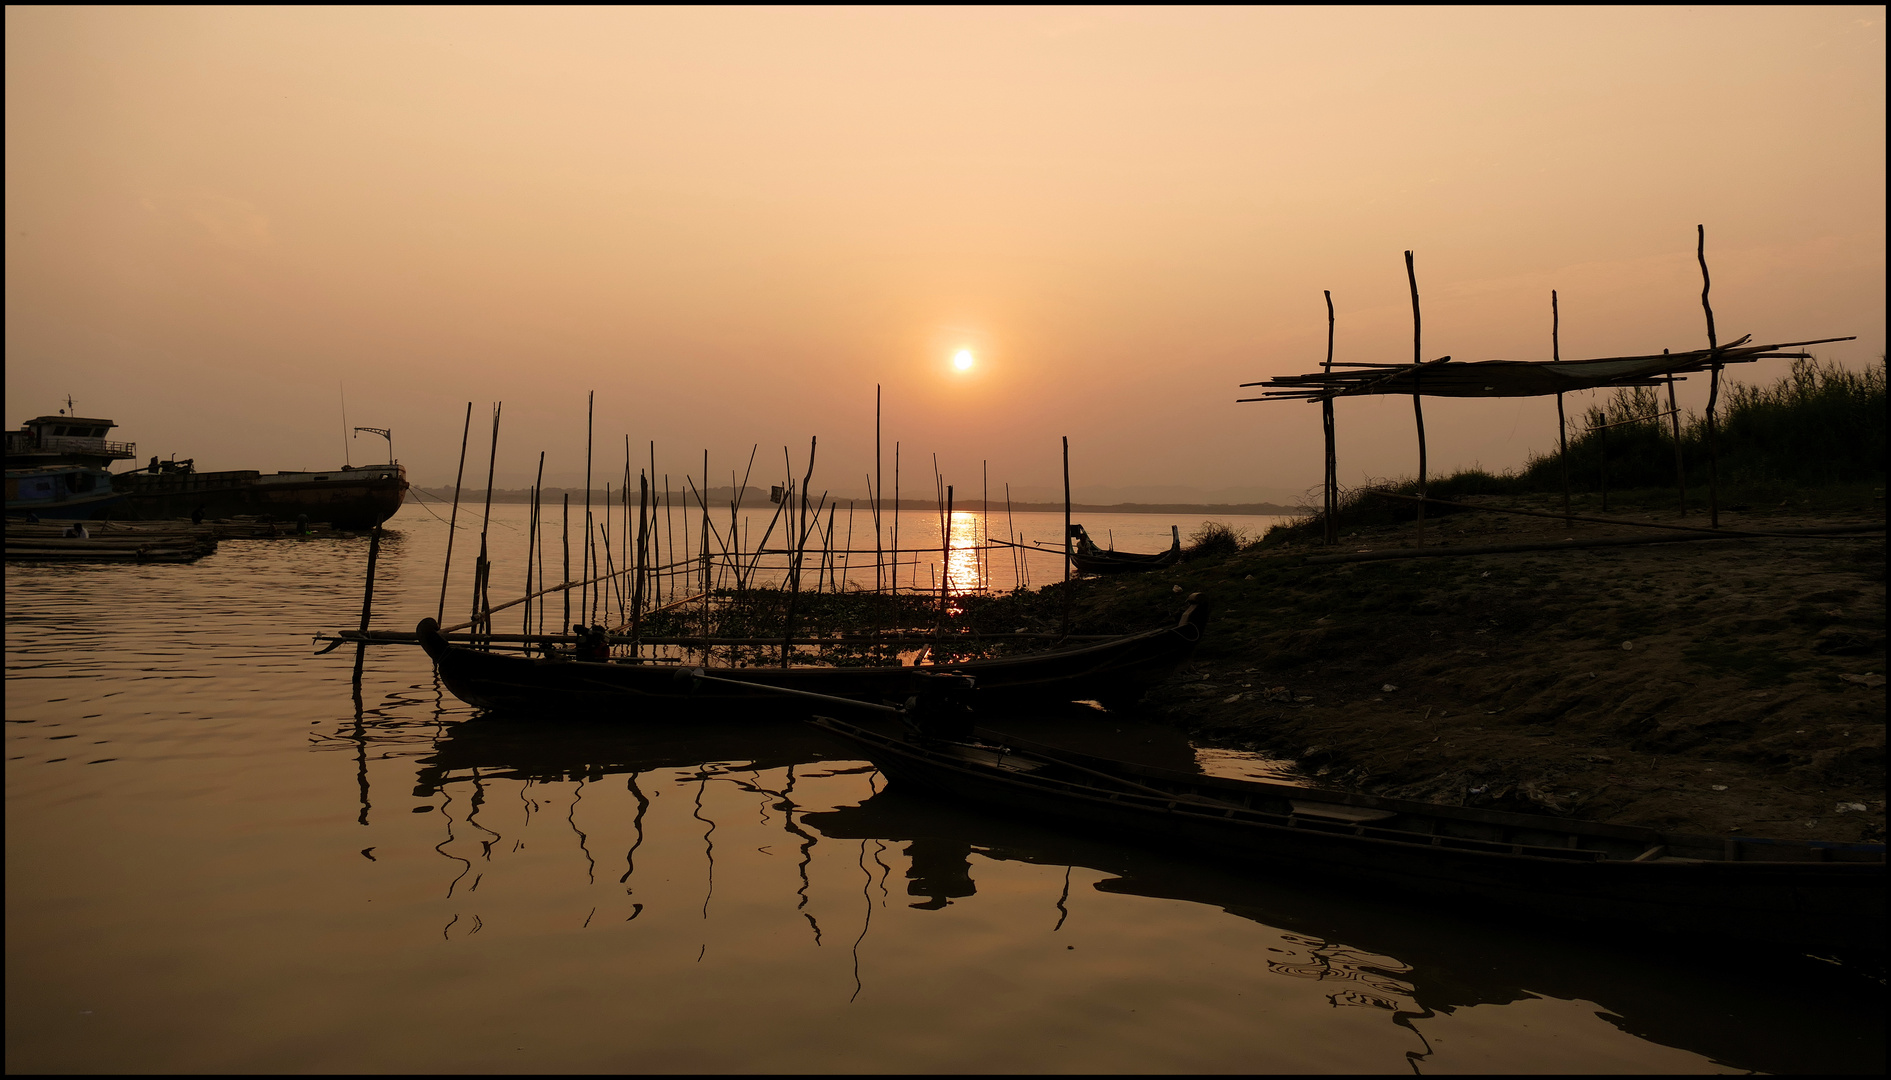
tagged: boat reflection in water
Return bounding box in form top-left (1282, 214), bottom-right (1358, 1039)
top-left (381, 709), bottom-right (1884, 1075)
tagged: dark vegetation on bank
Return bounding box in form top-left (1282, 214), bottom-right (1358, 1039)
top-left (1261, 357), bottom-right (1885, 543)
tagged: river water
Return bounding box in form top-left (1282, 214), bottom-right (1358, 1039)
top-left (6, 504), bottom-right (1883, 1073)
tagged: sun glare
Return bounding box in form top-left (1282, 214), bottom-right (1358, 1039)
top-left (953, 349), bottom-right (975, 371)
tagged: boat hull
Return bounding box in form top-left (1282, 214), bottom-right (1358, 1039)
top-left (810, 718), bottom-right (1885, 953)
top-left (415, 594), bottom-right (1208, 719)
top-left (113, 464), bottom-right (407, 529)
top-left (5, 466), bottom-right (125, 519)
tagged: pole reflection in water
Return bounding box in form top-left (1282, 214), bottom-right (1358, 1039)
top-left (5, 513), bottom-right (1881, 1075)
top-left (382, 711), bottom-right (1887, 1073)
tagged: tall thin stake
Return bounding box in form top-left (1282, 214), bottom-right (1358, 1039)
top-left (875, 385), bottom-right (884, 595)
top-left (781, 437), bottom-right (817, 666)
top-left (562, 494), bottom-right (571, 633)
top-left (1061, 435), bottom-right (1072, 638)
top-left (470, 403), bottom-right (502, 641)
top-left (437, 402), bottom-right (473, 623)
top-left (1666, 361), bottom-right (1687, 516)
top-left (523, 450), bottom-right (544, 639)
top-left (583, 391), bottom-right (594, 624)
top-left (1322, 290), bottom-right (1338, 545)
top-left (1005, 483), bottom-right (1019, 590)
top-left (891, 442), bottom-right (901, 596)
top-left (1698, 224), bottom-right (1722, 529)
top-left (1405, 251), bottom-right (1428, 542)
top-left (941, 485), bottom-right (954, 619)
top-left (1554, 290), bottom-right (1571, 526)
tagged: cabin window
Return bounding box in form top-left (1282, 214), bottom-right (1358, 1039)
top-left (53, 425), bottom-right (68, 436)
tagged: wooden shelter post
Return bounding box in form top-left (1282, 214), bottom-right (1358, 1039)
top-left (1666, 363), bottom-right (1687, 515)
top-left (1321, 290), bottom-right (1338, 545)
top-left (1553, 291), bottom-right (1571, 525)
top-left (1405, 251), bottom-right (1428, 541)
top-left (1698, 225), bottom-right (1723, 528)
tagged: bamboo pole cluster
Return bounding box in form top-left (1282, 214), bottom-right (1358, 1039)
top-left (428, 385), bottom-right (1057, 667)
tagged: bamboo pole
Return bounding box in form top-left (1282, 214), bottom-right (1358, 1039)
top-left (535, 479), bottom-right (546, 639)
top-left (582, 391), bottom-right (594, 626)
top-left (562, 494), bottom-right (571, 633)
top-left (1322, 290), bottom-right (1338, 545)
top-left (436, 401), bottom-right (472, 624)
top-left (891, 442), bottom-right (901, 596)
top-left (1006, 483), bottom-right (1019, 590)
top-left (523, 450), bottom-right (544, 638)
top-left (1666, 361), bottom-right (1687, 516)
top-left (1061, 435), bottom-right (1071, 638)
top-left (733, 445), bottom-right (757, 589)
top-left (1405, 251), bottom-right (1427, 542)
top-left (1698, 224), bottom-right (1722, 529)
top-left (621, 440), bottom-right (632, 626)
top-left (470, 403), bottom-right (501, 641)
top-left (980, 460), bottom-right (989, 592)
top-left (631, 470), bottom-right (648, 654)
top-left (663, 473), bottom-right (674, 607)
top-left (875, 385), bottom-right (884, 595)
top-left (648, 441), bottom-right (660, 604)
top-left (780, 437), bottom-right (816, 666)
top-left (1554, 290), bottom-right (1571, 526)
top-left (941, 485), bottom-right (954, 618)
top-left (1598, 407), bottom-right (1610, 512)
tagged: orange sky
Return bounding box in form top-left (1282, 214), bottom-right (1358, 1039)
top-left (6, 7), bottom-right (1884, 503)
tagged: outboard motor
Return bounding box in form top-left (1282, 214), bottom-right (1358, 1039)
top-left (902, 673), bottom-right (978, 741)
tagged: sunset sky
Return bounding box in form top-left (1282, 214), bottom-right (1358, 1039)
top-left (6, 7), bottom-right (1884, 504)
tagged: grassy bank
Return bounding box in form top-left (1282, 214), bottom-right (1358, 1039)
top-left (1267, 357), bottom-right (1884, 542)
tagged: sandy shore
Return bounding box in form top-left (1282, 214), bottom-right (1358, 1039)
top-left (1071, 486), bottom-right (1885, 844)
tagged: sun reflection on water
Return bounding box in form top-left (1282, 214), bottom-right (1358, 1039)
top-left (944, 510), bottom-right (985, 597)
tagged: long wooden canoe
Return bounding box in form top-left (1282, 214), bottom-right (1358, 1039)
top-left (416, 592), bottom-right (1208, 718)
top-left (1067, 523), bottom-right (1181, 574)
top-left (807, 716), bottom-right (1885, 953)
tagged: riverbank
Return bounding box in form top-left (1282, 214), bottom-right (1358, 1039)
top-left (1064, 483), bottom-right (1885, 844)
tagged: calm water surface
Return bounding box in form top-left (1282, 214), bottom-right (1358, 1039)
top-left (6, 506), bottom-right (1883, 1073)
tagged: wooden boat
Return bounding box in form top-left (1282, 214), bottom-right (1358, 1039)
top-left (415, 592), bottom-right (1208, 717)
top-left (806, 717), bottom-right (1886, 953)
top-left (1067, 523), bottom-right (1181, 574)
top-left (114, 461), bottom-right (407, 530)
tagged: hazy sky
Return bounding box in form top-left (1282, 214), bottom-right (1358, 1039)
top-left (6, 7), bottom-right (1884, 502)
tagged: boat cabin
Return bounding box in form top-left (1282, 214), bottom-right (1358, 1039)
top-left (6, 416), bottom-right (137, 464)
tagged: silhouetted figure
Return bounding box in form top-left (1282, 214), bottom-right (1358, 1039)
top-left (573, 623), bottom-right (611, 662)
top-left (190, 506), bottom-right (206, 525)
top-left (295, 513), bottom-right (310, 535)
top-left (62, 522), bottom-right (89, 539)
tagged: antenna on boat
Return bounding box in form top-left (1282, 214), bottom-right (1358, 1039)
top-left (61, 394), bottom-right (73, 416)
top-left (339, 382), bottom-right (350, 467)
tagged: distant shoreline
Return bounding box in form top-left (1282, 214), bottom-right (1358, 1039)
top-left (411, 487), bottom-right (1305, 517)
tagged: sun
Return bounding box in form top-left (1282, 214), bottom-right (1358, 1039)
top-left (953, 349), bottom-right (975, 372)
